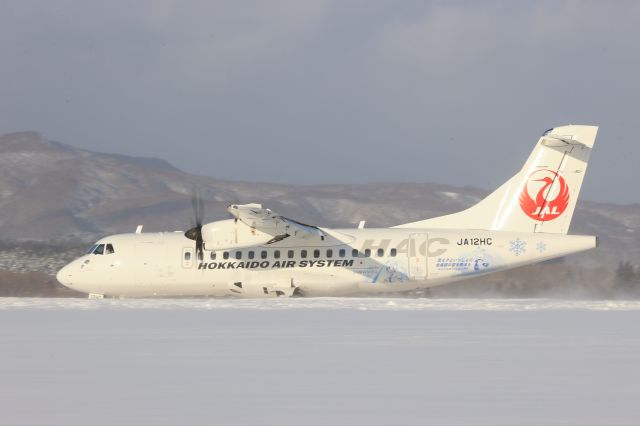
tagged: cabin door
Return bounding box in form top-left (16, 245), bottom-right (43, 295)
top-left (408, 233), bottom-right (428, 280)
top-left (134, 242), bottom-right (157, 286)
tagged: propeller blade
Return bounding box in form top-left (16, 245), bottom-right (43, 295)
top-left (186, 191), bottom-right (206, 260)
top-left (191, 192), bottom-right (204, 227)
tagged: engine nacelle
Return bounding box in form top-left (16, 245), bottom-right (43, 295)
top-left (201, 219), bottom-right (274, 251)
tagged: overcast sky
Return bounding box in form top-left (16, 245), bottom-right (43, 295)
top-left (1, 1), bottom-right (639, 203)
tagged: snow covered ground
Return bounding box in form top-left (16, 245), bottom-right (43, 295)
top-left (1, 298), bottom-right (640, 425)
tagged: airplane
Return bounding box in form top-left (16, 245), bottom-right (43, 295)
top-left (56, 125), bottom-right (598, 298)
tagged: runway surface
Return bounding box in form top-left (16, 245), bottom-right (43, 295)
top-left (1, 298), bottom-right (639, 425)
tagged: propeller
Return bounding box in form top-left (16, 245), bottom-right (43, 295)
top-left (184, 192), bottom-right (205, 260)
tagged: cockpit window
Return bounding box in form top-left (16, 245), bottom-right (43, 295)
top-left (88, 243), bottom-right (114, 255)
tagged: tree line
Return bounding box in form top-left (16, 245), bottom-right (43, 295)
top-left (614, 261), bottom-right (640, 297)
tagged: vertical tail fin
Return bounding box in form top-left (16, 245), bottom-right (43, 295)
top-left (397, 125), bottom-right (598, 234)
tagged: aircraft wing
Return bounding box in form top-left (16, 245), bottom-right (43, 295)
top-left (227, 204), bottom-right (326, 242)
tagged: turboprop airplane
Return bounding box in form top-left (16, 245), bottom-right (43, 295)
top-left (57, 125), bottom-right (598, 298)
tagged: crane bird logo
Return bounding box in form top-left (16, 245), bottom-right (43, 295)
top-left (519, 170), bottom-right (570, 221)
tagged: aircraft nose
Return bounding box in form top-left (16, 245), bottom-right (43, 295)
top-left (56, 264), bottom-right (73, 288)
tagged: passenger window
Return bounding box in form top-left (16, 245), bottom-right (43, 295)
top-left (326, 249), bottom-right (333, 258)
top-left (288, 250), bottom-right (294, 259)
top-left (364, 249), bottom-right (371, 257)
top-left (210, 252), bottom-right (216, 260)
top-left (93, 244), bottom-right (105, 255)
top-left (339, 249), bottom-right (345, 258)
top-left (313, 249), bottom-right (320, 258)
top-left (184, 251), bottom-right (191, 261)
top-left (274, 250), bottom-right (281, 259)
top-left (105, 244), bottom-right (115, 254)
top-left (351, 249), bottom-right (358, 257)
top-left (377, 248), bottom-right (384, 257)
top-left (261, 250), bottom-right (268, 259)
top-left (248, 251), bottom-right (255, 259)
top-left (390, 248), bottom-right (397, 257)
top-left (301, 250), bottom-right (307, 259)
top-left (235, 251), bottom-right (242, 260)
top-left (223, 252), bottom-right (229, 260)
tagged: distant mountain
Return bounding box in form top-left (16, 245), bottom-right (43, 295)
top-left (0, 131), bottom-right (638, 268)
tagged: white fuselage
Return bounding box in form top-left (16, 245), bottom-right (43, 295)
top-left (57, 225), bottom-right (596, 298)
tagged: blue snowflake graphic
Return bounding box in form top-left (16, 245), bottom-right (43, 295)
top-left (536, 241), bottom-right (547, 253)
top-left (509, 238), bottom-right (527, 256)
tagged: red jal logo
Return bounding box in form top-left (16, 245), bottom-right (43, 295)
top-left (519, 170), bottom-right (570, 221)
